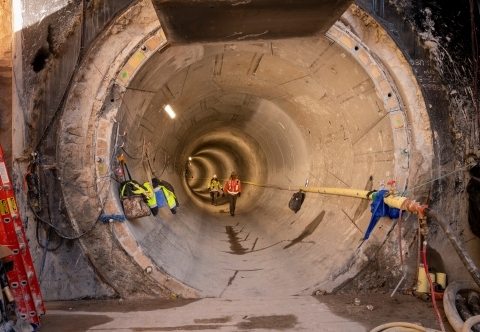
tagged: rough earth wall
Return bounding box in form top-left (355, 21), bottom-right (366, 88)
top-left (12, 0), bottom-right (136, 301)
top-left (0, 0), bottom-right (12, 168)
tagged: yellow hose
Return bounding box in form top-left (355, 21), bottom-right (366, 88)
top-left (195, 178), bottom-right (417, 212)
top-left (300, 186), bottom-right (372, 199)
top-left (383, 195), bottom-right (408, 209)
top-left (370, 322), bottom-right (441, 331)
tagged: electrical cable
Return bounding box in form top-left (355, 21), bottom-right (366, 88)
top-left (422, 241), bottom-right (446, 332)
top-left (398, 161), bottom-right (477, 196)
top-left (121, 146), bottom-right (142, 160)
top-left (35, 218), bottom-right (63, 251)
top-left (145, 146), bottom-right (158, 178)
top-left (27, 151), bottom-right (113, 241)
top-left (157, 153), bottom-right (169, 178)
top-left (27, 194), bottom-right (100, 240)
top-left (38, 238), bottom-right (49, 284)
top-left (399, 209), bottom-right (404, 265)
top-left (391, 209), bottom-right (407, 297)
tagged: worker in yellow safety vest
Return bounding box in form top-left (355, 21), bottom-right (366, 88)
top-left (207, 175), bottom-right (223, 206)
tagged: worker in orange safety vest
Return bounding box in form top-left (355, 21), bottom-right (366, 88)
top-left (222, 171), bottom-right (242, 216)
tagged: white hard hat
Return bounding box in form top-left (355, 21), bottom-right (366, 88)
top-left (213, 174), bottom-right (217, 178)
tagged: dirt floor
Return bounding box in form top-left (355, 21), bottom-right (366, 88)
top-left (316, 293), bottom-right (454, 331)
top-left (39, 293), bottom-right (456, 331)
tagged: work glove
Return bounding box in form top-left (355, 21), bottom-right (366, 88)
top-left (237, 192), bottom-right (241, 197)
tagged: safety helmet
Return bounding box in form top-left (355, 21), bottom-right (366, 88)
top-left (213, 174), bottom-right (217, 178)
top-left (231, 171), bottom-right (237, 176)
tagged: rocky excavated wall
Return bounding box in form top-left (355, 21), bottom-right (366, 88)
top-left (13, 0), bottom-right (136, 301)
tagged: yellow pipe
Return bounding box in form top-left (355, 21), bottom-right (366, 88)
top-left (191, 178), bottom-right (427, 214)
top-left (383, 195), bottom-right (408, 209)
top-left (301, 186), bottom-right (372, 199)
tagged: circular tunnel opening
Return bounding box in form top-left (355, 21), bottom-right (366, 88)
top-left (59, 8), bottom-right (424, 299)
top-left (114, 33), bottom-right (401, 297)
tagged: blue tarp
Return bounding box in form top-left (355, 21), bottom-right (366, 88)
top-left (358, 190), bottom-right (401, 248)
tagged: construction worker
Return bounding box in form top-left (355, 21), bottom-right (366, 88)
top-left (208, 175), bottom-right (223, 206)
top-left (222, 171), bottom-right (242, 216)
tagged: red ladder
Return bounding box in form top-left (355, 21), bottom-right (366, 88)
top-left (0, 145), bottom-right (45, 327)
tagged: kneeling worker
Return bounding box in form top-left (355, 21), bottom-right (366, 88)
top-left (223, 171), bottom-right (242, 216)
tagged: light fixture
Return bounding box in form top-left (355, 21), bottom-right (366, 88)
top-left (164, 104), bottom-right (176, 119)
top-left (188, 157), bottom-right (192, 161)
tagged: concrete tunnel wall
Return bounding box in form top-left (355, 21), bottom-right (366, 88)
top-left (9, 0), bottom-right (480, 300)
top-left (56, 1), bottom-right (435, 299)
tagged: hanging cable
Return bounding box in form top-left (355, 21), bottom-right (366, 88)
top-left (398, 161), bottom-right (477, 196)
top-left (422, 241), bottom-right (447, 332)
top-left (35, 219), bottom-right (62, 251)
top-left (121, 146), bottom-right (143, 160)
top-left (398, 209), bottom-right (404, 265)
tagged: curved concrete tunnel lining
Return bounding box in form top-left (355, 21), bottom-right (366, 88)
top-left (178, 98), bottom-right (308, 183)
top-left (184, 132), bottom-right (269, 210)
top-left (56, 3), bottom-right (433, 299)
top-left (118, 27), bottom-right (402, 296)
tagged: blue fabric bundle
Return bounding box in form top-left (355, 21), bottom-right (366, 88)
top-left (358, 190), bottom-right (401, 248)
top-left (99, 214), bottom-right (126, 223)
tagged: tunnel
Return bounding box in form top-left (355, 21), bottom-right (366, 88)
top-left (1, 0), bottom-right (478, 315)
top-left (53, 1), bottom-right (435, 299)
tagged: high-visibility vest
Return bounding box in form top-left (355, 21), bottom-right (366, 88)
top-left (143, 182), bottom-right (157, 208)
top-left (208, 179), bottom-right (222, 192)
top-left (161, 186), bottom-right (177, 209)
top-left (120, 181), bottom-right (148, 198)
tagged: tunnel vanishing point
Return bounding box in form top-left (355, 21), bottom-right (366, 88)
top-left (0, 0), bottom-right (479, 301)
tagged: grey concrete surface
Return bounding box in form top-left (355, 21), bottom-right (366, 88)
top-left (40, 294), bottom-right (455, 332)
top-left (43, 296), bottom-right (366, 331)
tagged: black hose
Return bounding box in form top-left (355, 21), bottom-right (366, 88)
top-left (425, 208), bottom-right (480, 287)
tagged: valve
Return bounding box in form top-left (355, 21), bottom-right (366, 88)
top-left (387, 180), bottom-right (397, 195)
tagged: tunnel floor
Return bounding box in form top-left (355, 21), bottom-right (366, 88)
top-left (40, 294), bottom-right (453, 331)
top-left (129, 180), bottom-right (380, 298)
